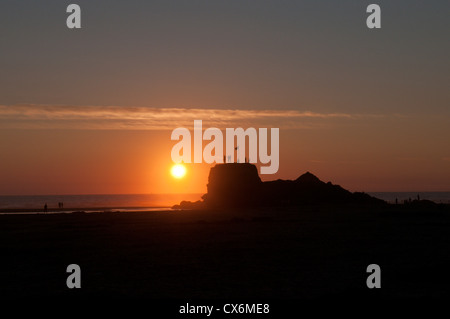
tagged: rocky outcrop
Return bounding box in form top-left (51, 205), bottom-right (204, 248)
top-left (173, 164), bottom-right (385, 209)
top-left (260, 171), bottom-right (383, 206)
top-left (202, 163), bottom-right (262, 208)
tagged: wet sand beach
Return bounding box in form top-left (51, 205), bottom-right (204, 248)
top-left (1, 204), bottom-right (449, 299)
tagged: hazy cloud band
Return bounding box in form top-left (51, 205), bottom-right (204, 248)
top-left (0, 104), bottom-right (384, 130)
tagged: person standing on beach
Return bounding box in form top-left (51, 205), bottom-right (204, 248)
top-left (44, 203), bottom-right (48, 213)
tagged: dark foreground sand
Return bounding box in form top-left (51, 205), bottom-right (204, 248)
top-left (0, 204), bottom-right (449, 299)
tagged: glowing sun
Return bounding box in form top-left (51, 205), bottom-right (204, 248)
top-left (171, 164), bottom-right (187, 179)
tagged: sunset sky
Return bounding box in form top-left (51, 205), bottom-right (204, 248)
top-left (1, 0), bottom-right (449, 195)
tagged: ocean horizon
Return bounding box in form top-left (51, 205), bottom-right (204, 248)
top-left (0, 193), bottom-right (203, 212)
top-left (1, 192), bottom-right (450, 212)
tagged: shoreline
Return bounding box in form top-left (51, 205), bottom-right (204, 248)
top-left (1, 204), bottom-right (449, 298)
top-left (1, 201), bottom-right (449, 216)
top-left (0, 206), bottom-right (173, 215)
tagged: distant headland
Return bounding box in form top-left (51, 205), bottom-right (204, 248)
top-left (173, 163), bottom-right (385, 209)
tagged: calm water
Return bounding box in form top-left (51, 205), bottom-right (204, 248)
top-left (1, 192), bottom-right (449, 213)
top-left (0, 194), bottom-right (203, 211)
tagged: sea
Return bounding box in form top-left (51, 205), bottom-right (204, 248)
top-left (0, 193), bottom-right (203, 214)
top-left (0, 192), bottom-right (449, 214)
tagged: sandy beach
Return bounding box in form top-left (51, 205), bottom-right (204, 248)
top-left (1, 204), bottom-right (449, 299)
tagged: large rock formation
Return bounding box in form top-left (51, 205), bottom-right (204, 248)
top-left (173, 163), bottom-right (385, 209)
top-left (261, 171), bottom-right (383, 205)
top-left (202, 163), bottom-right (262, 208)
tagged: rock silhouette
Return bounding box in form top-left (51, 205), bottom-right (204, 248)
top-left (203, 163), bottom-right (262, 208)
top-left (173, 163), bottom-right (385, 209)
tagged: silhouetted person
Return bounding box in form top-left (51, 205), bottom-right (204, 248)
top-left (417, 194), bottom-right (420, 201)
top-left (395, 198), bottom-right (398, 205)
top-left (44, 203), bottom-right (48, 213)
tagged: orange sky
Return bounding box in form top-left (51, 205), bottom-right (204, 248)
top-left (1, 1), bottom-right (449, 195)
top-left (1, 110), bottom-right (449, 195)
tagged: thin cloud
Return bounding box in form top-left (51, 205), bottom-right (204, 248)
top-left (0, 104), bottom-right (386, 130)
